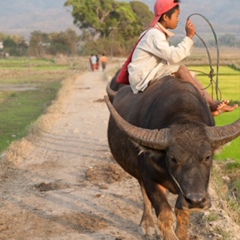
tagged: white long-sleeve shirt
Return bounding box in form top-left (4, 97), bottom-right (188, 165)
top-left (128, 23), bottom-right (194, 94)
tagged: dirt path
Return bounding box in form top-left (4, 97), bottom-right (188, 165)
top-left (0, 67), bottom-right (239, 240)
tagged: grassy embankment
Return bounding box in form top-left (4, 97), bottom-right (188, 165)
top-left (0, 57), bottom-right (89, 154)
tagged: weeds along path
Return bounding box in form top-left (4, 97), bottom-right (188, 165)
top-left (0, 65), bottom-right (239, 240)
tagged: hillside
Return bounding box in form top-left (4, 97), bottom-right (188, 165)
top-left (0, 0), bottom-right (239, 39)
top-left (0, 0), bottom-right (79, 39)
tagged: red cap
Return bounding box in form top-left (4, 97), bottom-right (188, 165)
top-left (150, 0), bottom-right (179, 27)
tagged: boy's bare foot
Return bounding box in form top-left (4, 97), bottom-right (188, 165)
top-left (211, 100), bottom-right (238, 116)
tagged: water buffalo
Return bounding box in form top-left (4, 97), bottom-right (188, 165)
top-left (105, 75), bottom-right (240, 240)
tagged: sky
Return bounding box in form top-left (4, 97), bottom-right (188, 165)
top-left (0, 0), bottom-right (239, 40)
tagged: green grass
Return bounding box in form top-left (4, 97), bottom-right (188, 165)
top-left (0, 82), bottom-right (61, 152)
top-left (0, 57), bottom-right (76, 153)
top-left (189, 65), bottom-right (240, 100)
top-left (0, 57), bottom-right (65, 69)
top-left (189, 65), bottom-right (240, 162)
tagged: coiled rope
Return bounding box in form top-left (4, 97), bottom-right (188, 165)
top-left (187, 13), bottom-right (221, 100)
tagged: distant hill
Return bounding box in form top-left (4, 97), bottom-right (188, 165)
top-left (0, 0), bottom-right (79, 39)
top-left (0, 0), bottom-right (239, 40)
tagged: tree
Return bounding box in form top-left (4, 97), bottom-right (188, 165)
top-left (130, 1), bottom-right (154, 29)
top-left (3, 38), bottom-right (17, 55)
top-left (49, 30), bottom-right (79, 55)
top-left (64, 0), bottom-right (153, 41)
top-left (218, 34), bottom-right (239, 47)
top-left (64, 28), bottom-right (80, 54)
top-left (0, 34), bottom-right (28, 56)
top-left (0, 32), bottom-right (8, 42)
top-left (64, 0), bottom-right (118, 40)
top-left (29, 31), bottom-right (49, 57)
top-left (29, 29), bottom-right (80, 57)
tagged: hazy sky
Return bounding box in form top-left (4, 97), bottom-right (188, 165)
top-left (0, 0), bottom-right (239, 39)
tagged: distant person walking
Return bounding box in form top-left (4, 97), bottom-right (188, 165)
top-left (90, 54), bottom-right (97, 71)
top-left (100, 53), bottom-right (108, 71)
top-left (89, 55), bottom-right (93, 71)
top-left (96, 55), bottom-right (100, 70)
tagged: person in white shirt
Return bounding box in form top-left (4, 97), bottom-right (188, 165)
top-left (90, 54), bottom-right (97, 71)
top-left (128, 0), bottom-right (238, 116)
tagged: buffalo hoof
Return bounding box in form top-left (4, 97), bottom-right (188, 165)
top-left (162, 230), bottom-right (179, 240)
top-left (138, 224), bottom-right (156, 237)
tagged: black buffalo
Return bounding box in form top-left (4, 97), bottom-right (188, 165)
top-left (105, 75), bottom-right (240, 240)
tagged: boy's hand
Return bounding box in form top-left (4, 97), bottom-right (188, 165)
top-left (186, 20), bottom-right (196, 39)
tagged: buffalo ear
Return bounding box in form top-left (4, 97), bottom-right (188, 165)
top-left (131, 140), bottom-right (164, 158)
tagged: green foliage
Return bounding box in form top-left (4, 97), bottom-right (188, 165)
top-left (28, 31), bottom-right (49, 57)
top-left (28, 29), bottom-right (80, 57)
top-left (65, 0), bottom-right (118, 39)
top-left (205, 212), bottom-right (218, 222)
top-left (218, 34), bottom-right (240, 48)
top-left (130, 1), bottom-right (154, 29)
top-left (229, 64), bottom-right (240, 72)
top-left (64, 0), bottom-right (153, 41)
top-left (63, 0), bottom-right (153, 56)
top-left (3, 38), bottom-right (17, 50)
top-left (1, 37), bottom-right (28, 56)
top-left (0, 32), bottom-right (8, 41)
top-left (225, 162), bottom-right (240, 170)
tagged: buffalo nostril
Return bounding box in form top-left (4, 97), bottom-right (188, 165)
top-left (185, 193), bottom-right (206, 207)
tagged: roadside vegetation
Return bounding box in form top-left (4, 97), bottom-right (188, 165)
top-left (0, 57), bottom-right (89, 154)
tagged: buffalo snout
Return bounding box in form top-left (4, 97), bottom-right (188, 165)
top-left (176, 192), bottom-right (211, 210)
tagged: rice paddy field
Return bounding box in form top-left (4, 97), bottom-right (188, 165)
top-left (0, 56), bottom-right (90, 153)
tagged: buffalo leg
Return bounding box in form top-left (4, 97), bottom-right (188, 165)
top-left (156, 203), bottom-right (178, 240)
top-left (143, 181), bottom-right (178, 240)
top-left (175, 208), bottom-right (190, 240)
top-left (138, 184), bottom-right (156, 236)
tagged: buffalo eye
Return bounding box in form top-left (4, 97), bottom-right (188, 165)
top-left (168, 155), bottom-right (179, 165)
top-left (202, 154), bottom-right (212, 164)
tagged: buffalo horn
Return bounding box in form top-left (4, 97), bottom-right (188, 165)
top-left (104, 95), bottom-right (170, 150)
top-left (205, 118), bottom-right (240, 148)
top-left (106, 82), bottom-right (117, 102)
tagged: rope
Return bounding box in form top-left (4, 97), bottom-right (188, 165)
top-left (165, 157), bottom-right (185, 196)
top-left (187, 13), bottom-right (222, 100)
